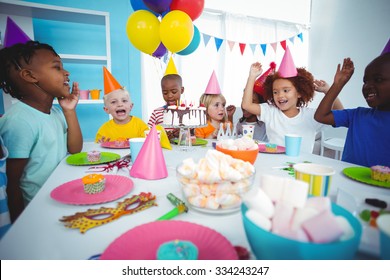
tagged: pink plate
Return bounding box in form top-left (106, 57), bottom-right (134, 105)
top-left (100, 220), bottom-right (238, 260)
top-left (258, 143), bottom-right (286, 154)
top-left (50, 175), bottom-right (133, 205)
top-left (101, 141), bottom-right (130, 149)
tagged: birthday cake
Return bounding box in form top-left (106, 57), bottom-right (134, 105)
top-left (371, 165), bottom-right (390, 182)
top-left (156, 240), bottom-right (198, 260)
top-left (163, 103), bottom-right (207, 127)
top-left (82, 174), bottom-right (106, 194)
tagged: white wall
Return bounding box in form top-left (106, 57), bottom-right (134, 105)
top-left (309, 0), bottom-right (390, 109)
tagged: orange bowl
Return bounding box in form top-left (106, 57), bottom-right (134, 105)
top-left (216, 145), bottom-right (259, 164)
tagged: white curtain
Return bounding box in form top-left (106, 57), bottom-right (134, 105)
top-left (141, 10), bottom-right (309, 122)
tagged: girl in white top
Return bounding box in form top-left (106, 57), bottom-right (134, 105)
top-left (242, 62), bottom-right (343, 153)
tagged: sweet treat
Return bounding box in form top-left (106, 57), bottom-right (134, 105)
top-left (87, 150), bottom-right (101, 162)
top-left (157, 240), bottom-right (198, 260)
top-left (218, 137), bottom-right (258, 151)
top-left (371, 165), bottom-right (390, 182)
top-left (114, 138), bottom-right (127, 148)
top-left (163, 103), bottom-right (207, 127)
top-left (265, 143), bottom-right (277, 152)
top-left (82, 174), bottom-right (105, 194)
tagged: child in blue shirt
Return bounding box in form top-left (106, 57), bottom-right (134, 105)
top-left (314, 54), bottom-right (390, 167)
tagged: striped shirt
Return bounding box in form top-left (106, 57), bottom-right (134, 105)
top-left (147, 106), bottom-right (165, 127)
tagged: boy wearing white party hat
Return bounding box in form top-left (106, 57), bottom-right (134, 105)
top-left (241, 47), bottom-right (343, 154)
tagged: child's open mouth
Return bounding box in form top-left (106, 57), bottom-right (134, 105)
top-left (116, 109), bottom-right (127, 116)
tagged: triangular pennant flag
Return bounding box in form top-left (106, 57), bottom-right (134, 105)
top-left (239, 43), bottom-right (246, 55)
top-left (270, 42), bottom-right (277, 53)
top-left (228, 41), bottom-right (235, 51)
top-left (297, 33), bottom-right (303, 42)
top-left (202, 33), bottom-right (211, 47)
top-left (103, 67), bottom-right (122, 95)
top-left (289, 36), bottom-right (295, 44)
top-left (214, 37), bottom-right (223, 52)
top-left (381, 38), bottom-right (390, 55)
top-left (280, 40), bottom-right (287, 51)
top-left (278, 46), bottom-right (298, 78)
top-left (260, 44), bottom-right (267, 56)
top-left (4, 17), bottom-right (31, 47)
top-left (130, 125), bottom-right (168, 180)
top-left (164, 56), bottom-right (178, 75)
top-left (204, 70), bottom-right (221, 94)
top-left (250, 44), bottom-right (257, 55)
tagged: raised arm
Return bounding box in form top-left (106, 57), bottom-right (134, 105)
top-left (314, 79), bottom-right (344, 110)
top-left (314, 58), bottom-right (354, 125)
top-left (241, 62), bottom-right (263, 116)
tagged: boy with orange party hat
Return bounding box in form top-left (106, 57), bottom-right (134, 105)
top-left (242, 47), bottom-right (343, 153)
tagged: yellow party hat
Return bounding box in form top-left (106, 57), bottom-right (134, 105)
top-left (164, 56), bottom-right (178, 76)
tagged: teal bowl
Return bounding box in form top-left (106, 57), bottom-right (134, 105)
top-left (241, 203), bottom-right (362, 259)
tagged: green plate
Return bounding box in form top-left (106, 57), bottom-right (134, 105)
top-left (66, 152), bottom-right (121, 166)
top-left (172, 138), bottom-right (208, 146)
top-left (342, 167), bottom-right (390, 188)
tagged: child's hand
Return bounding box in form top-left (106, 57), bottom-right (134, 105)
top-left (314, 79), bottom-right (330, 93)
top-left (333, 58), bottom-right (354, 86)
top-left (97, 136), bottom-right (111, 143)
top-left (59, 82), bottom-right (80, 111)
top-left (226, 105), bottom-right (236, 118)
top-left (250, 62), bottom-right (263, 78)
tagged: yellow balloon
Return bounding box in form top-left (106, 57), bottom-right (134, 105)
top-left (126, 10), bottom-right (161, 55)
top-left (160, 10), bottom-right (194, 53)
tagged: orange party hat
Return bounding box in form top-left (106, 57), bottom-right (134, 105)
top-left (130, 125), bottom-right (168, 180)
top-left (164, 56), bottom-right (178, 76)
top-left (278, 47), bottom-right (298, 78)
top-left (204, 70), bottom-right (221, 94)
top-left (103, 66), bottom-right (122, 95)
top-left (253, 62), bottom-right (276, 97)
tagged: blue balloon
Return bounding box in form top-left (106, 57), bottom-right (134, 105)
top-left (177, 25), bottom-right (200, 56)
top-left (130, 0), bottom-right (158, 16)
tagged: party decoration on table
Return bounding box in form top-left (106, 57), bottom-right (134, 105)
top-left (253, 62), bottom-right (277, 98)
top-left (381, 38), bottom-right (390, 55)
top-left (204, 70), bottom-right (221, 94)
top-left (164, 56), bottom-right (178, 75)
top-left (50, 175), bottom-right (134, 205)
top-left (273, 161), bottom-right (312, 177)
top-left (172, 138), bottom-right (207, 146)
top-left (4, 17), bottom-right (31, 47)
top-left (103, 66), bottom-right (123, 95)
top-left (87, 156), bottom-right (131, 173)
top-left (100, 220), bottom-right (238, 260)
top-left (66, 152), bottom-right (121, 166)
top-left (60, 192), bottom-right (157, 233)
top-left (100, 140), bottom-right (130, 149)
top-left (156, 193), bottom-right (188, 221)
top-left (342, 167), bottom-right (390, 189)
top-left (130, 125), bottom-right (168, 180)
top-left (258, 143), bottom-right (285, 154)
top-left (278, 46), bottom-right (298, 78)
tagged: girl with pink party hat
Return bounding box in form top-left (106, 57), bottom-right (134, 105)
top-left (242, 47), bottom-right (343, 153)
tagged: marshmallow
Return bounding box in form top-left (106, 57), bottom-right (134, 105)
top-left (290, 207), bottom-right (319, 230)
top-left (305, 197), bottom-right (331, 213)
top-left (278, 227), bottom-right (309, 242)
top-left (260, 174), bottom-right (285, 202)
top-left (243, 187), bottom-right (275, 218)
top-left (281, 178), bottom-right (309, 208)
top-left (335, 216), bottom-right (355, 241)
top-left (302, 211), bottom-right (344, 243)
top-left (246, 209), bottom-right (272, 231)
top-left (271, 202), bottom-right (295, 233)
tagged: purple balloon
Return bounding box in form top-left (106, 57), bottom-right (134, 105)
top-left (143, 0), bottom-right (172, 14)
top-left (152, 43), bottom-right (167, 58)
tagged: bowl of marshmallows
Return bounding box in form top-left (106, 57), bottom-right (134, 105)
top-left (215, 137), bottom-right (259, 164)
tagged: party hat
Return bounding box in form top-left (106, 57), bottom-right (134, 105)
top-left (278, 47), bottom-right (298, 78)
top-left (204, 70), bottom-right (221, 94)
top-left (103, 66), bottom-right (122, 95)
top-left (164, 56), bottom-right (178, 76)
top-left (381, 38), bottom-right (390, 55)
top-left (4, 17), bottom-right (31, 47)
top-left (253, 62), bottom-right (276, 97)
top-left (130, 125), bottom-right (168, 180)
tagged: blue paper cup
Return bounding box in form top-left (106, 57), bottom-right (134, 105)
top-left (285, 134), bottom-right (302, 156)
top-left (377, 214), bottom-right (390, 260)
top-left (129, 138), bottom-right (145, 163)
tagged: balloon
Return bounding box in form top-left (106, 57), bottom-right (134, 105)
top-left (152, 43), bottom-right (167, 58)
top-left (160, 10), bottom-right (194, 53)
top-left (177, 25), bottom-right (200, 55)
top-left (129, 0), bottom-right (158, 16)
top-left (170, 0), bottom-right (204, 21)
top-left (143, 0), bottom-right (172, 15)
top-left (126, 10), bottom-right (161, 55)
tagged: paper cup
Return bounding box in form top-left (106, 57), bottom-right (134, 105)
top-left (79, 90), bottom-right (89, 99)
top-left (377, 214), bottom-right (390, 260)
top-left (242, 124), bottom-right (255, 139)
top-left (285, 134), bottom-right (302, 156)
top-left (90, 89), bottom-right (101, 100)
top-left (294, 163), bottom-right (335, 196)
top-left (129, 138), bottom-right (145, 163)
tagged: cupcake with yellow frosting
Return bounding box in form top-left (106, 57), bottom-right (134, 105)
top-left (82, 174), bottom-right (106, 194)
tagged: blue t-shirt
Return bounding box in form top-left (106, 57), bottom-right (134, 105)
top-left (0, 136), bottom-right (11, 239)
top-left (0, 101), bottom-right (68, 204)
top-left (333, 107), bottom-right (390, 167)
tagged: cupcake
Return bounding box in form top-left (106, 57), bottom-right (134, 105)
top-left (82, 174), bottom-right (106, 194)
top-left (265, 143), bottom-right (277, 152)
top-left (87, 150), bottom-right (101, 162)
top-left (157, 240), bottom-right (198, 260)
top-left (371, 165), bottom-right (390, 182)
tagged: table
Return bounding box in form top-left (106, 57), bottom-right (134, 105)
top-left (0, 141), bottom-right (389, 259)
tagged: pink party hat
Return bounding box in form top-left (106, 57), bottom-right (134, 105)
top-left (4, 17), bottom-right (31, 47)
top-left (381, 38), bottom-right (390, 55)
top-left (204, 70), bottom-right (221, 94)
top-left (130, 125), bottom-right (168, 180)
top-left (278, 47), bottom-right (298, 78)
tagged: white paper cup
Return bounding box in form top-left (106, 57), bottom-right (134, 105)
top-left (377, 214), bottom-right (390, 260)
top-left (129, 138), bottom-right (145, 163)
top-left (285, 134), bottom-right (302, 156)
top-left (242, 124), bottom-right (255, 139)
top-left (294, 163), bottom-right (335, 196)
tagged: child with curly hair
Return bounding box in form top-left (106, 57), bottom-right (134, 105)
top-left (242, 50), bottom-right (343, 153)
